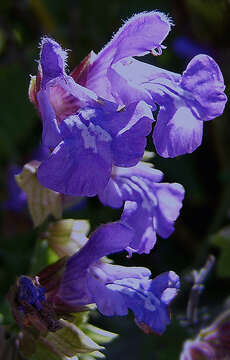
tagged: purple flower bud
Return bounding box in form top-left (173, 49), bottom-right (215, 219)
top-left (8, 276), bottom-right (62, 334)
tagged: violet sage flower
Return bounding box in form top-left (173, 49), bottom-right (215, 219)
top-left (70, 10), bottom-right (226, 157)
top-left (32, 36), bottom-right (153, 196)
top-left (47, 222), bottom-right (180, 335)
top-left (98, 162), bottom-right (185, 255)
top-left (30, 11), bottom-right (174, 196)
top-left (82, 11), bottom-right (226, 158)
top-left (111, 53), bottom-right (227, 157)
top-left (30, 10), bottom-right (227, 198)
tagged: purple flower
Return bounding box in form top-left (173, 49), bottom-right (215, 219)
top-left (85, 12), bottom-right (225, 157)
top-left (51, 222), bottom-right (180, 335)
top-left (111, 53), bottom-right (227, 157)
top-left (30, 10), bottom-right (226, 197)
top-left (98, 162), bottom-right (185, 255)
top-left (34, 35), bottom-right (154, 196)
top-left (17, 276), bottom-right (45, 312)
top-left (30, 11), bottom-right (173, 196)
top-left (75, 11), bottom-right (172, 102)
top-left (9, 275), bottom-right (62, 333)
top-left (78, 11), bottom-right (226, 157)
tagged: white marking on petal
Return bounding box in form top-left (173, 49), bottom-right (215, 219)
top-left (80, 122), bottom-right (112, 153)
top-left (81, 126), bottom-right (97, 152)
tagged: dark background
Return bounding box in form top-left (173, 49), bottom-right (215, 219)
top-left (0, 0), bottom-right (230, 359)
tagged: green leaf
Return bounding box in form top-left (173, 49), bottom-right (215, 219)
top-left (16, 161), bottom-right (62, 227)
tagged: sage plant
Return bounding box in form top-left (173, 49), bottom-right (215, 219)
top-left (3, 10), bottom-right (226, 360)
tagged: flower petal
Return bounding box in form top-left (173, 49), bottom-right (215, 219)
top-left (98, 163), bottom-right (163, 209)
top-left (67, 222), bottom-right (134, 273)
top-left (40, 37), bottom-right (67, 87)
top-left (88, 275), bottom-right (128, 316)
top-left (37, 139), bottom-right (112, 197)
top-left (96, 262), bottom-right (151, 282)
top-left (150, 271), bottom-right (180, 299)
top-left (111, 101), bottom-right (153, 167)
top-left (107, 66), bottom-right (153, 105)
top-left (108, 57), bottom-right (180, 105)
top-left (181, 54), bottom-right (227, 120)
top-left (104, 272), bottom-right (179, 334)
top-left (39, 37), bottom-right (99, 127)
top-left (37, 90), bottom-right (62, 149)
top-left (96, 11), bottom-right (171, 65)
top-left (121, 201), bottom-right (157, 255)
top-left (98, 178), bottom-right (124, 208)
top-left (57, 222), bottom-right (134, 306)
top-left (85, 11), bottom-right (172, 99)
top-left (87, 262), bottom-right (151, 316)
top-left (154, 183), bottom-right (185, 238)
top-left (153, 103), bottom-right (204, 158)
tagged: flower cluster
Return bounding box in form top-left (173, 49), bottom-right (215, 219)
top-left (29, 12), bottom-right (226, 198)
top-left (10, 9), bottom-right (227, 358)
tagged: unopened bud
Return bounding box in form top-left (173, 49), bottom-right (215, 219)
top-left (28, 69), bottom-right (41, 111)
top-left (47, 219), bottom-right (90, 257)
top-left (8, 276), bottom-right (62, 335)
top-left (15, 161), bottom-right (62, 227)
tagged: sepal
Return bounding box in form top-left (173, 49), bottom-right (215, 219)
top-left (47, 219), bottom-right (90, 257)
top-left (15, 161), bottom-right (62, 227)
top-left (17, 311), bottom-right (116, 360)
top-left (28, 70), bottom-right (42, 111)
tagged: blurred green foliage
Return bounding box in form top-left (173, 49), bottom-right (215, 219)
top-left (1, 0), bottom-right (230, 359)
